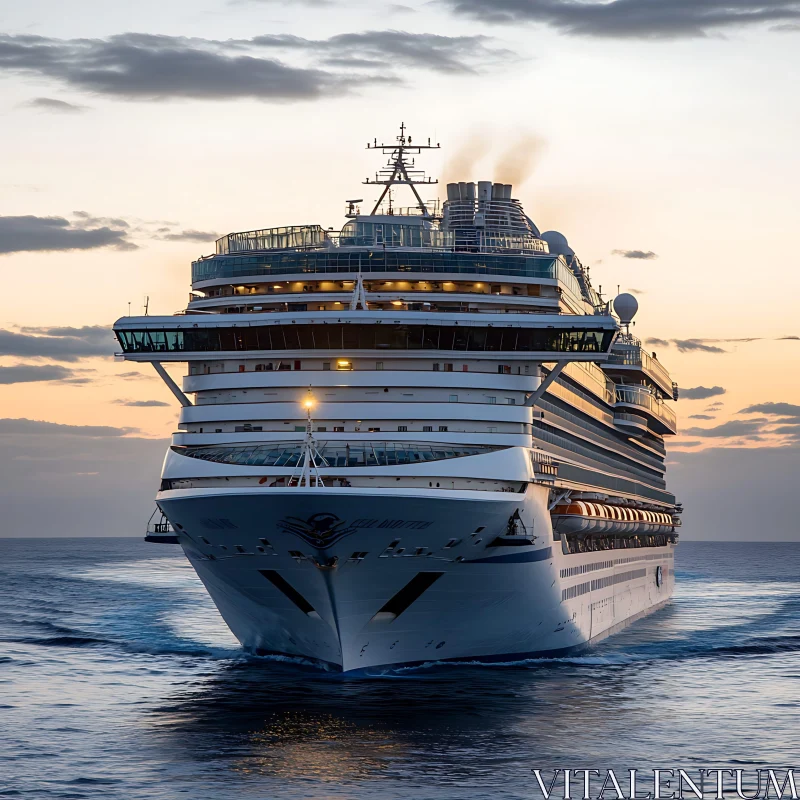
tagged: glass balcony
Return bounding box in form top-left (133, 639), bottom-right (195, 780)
top-left (607, 338), bottom-right (672, 395)
top-left (172, 442), bottom-right (506, 468)
top-left (614, 385), bottom-right (677, 435)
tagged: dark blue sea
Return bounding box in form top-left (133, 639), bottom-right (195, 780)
top-left (1, 539), bottom-right (799, 799)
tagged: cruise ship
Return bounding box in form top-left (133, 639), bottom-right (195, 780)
top-left (114, 127), bottom-right (681, 672)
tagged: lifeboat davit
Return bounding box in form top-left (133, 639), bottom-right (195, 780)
top-left (551, 501), bottom-right (676, 535)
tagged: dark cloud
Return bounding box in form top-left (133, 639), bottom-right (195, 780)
top-left (672, 339), bottom-right (727, 354)
top-left (0, 31), bottom-right (509, 103)
top-left (681, 419), bottom-right (768, 438)
top-left (778, 335), bottom-right (800, 340)
top-left (113, 399), bottom-right (171, 407)
top-left (231, 0), bottom-right (334, 5)
top-left (25, 97), bottom-right (88, 113)
top-left (771, 425), bottom-right (800, 435)
top-left (0, 326), bottom-right (114, 362)
top-left (437, 0), bottom-right (800, 39)
top-left (739, 401), bottom-right (800, 418)
top-left (628, 288), bottom-right (646, 295)
top-left (680, 385), bottom-right (726, 400)
top-left (251, 31), bottom-right (513, 75)
top-left (0, 418), bottom-right (137, 437)
top-left (0, 364), bottom-right (84, 385)
top-left (157, 229), bottom-right (220, 242)
top-left (646, 337), bottom-right (670, 348)
top-left (612, 249), bottom-right (658, 260)
top-left (688, 414), bottom-right (716, 420)
top-left (0, 214), bottom-right (135, 254)
top-left (117, 370), bottom-right (157, 381)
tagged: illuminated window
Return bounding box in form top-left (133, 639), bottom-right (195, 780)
top-left (336, 360), bottom-right (353, 371)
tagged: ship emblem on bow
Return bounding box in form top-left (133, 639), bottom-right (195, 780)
top-left (276, 512), bottom-right (358, 549)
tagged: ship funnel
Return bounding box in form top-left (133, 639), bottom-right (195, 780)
top-left (477, 181), bottom-right (492, 202)
top-left (503, 184), bottom-right (513, 200)
top-left (446, 183), bottom-right (459, 201)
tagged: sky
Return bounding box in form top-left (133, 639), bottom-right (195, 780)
top-left (0, 0), bottom-right (798, 538)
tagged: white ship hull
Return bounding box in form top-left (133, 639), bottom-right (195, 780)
top-left (159, 485), bottom-right (675, 672)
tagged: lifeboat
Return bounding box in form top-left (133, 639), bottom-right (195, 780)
top-left (551, 501), bottom-right (676, 535)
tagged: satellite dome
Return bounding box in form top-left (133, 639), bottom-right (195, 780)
top-left (613, 293), bottom-right (639, 325)
top-left (540, 231), bottom-right (574, 257)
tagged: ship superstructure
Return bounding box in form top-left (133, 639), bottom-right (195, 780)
top-left (117, 127), bottom-right (680, 671)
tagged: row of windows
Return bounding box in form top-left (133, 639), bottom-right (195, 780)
top-left (539, 397), bottom-right (666, 474)
top-left (172, 442), bottom-right (503, 468)
top-left (590, 568), bottom-right (647, 592)
top-left (561, 568), bottom-right (647, 600)
top-left (554, 463), bottom-right (673, 508)
top-left (116, 324), bottom-right (614, 355)
top-left (201, 361), bottom-right (522, 374)
top-left (191, 251), bottom-right (581, 297)
top-left (533, 421), bottom-right (666, 487)
top-left (560, 560), bottom-right (614, 578)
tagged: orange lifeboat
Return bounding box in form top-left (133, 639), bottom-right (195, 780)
top-left (551, 501), bottom-right (677, 535)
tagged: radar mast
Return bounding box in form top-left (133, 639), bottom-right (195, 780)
top-left (364, 122), bottom-right (440, 217)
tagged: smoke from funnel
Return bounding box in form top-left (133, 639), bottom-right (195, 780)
top-left (494, 133), bottom-right (545, 189)
top-left (442, 134), bottom-right (491, 186)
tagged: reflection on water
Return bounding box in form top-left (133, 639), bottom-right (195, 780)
top-left (1, 539), bottom-right (800, 799)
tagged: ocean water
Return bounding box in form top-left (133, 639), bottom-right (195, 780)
top-left (1, 539), bottom-right (799, 800)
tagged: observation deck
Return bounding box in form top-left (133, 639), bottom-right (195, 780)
top-left (614, 385), bottom-right (677, 435)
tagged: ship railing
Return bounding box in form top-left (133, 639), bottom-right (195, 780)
top-left (608, 347), bottom-right (672, 391)
top-left (615, 385), bottom-right (677, 430)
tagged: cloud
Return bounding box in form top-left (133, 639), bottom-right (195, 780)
top-left (646, 337), bottom-right (670, 348)
top-left (771, 425), bottom-right (800, 435)
top-left (0, 326), bottom-right (114, 362)
top-left (739, 402), bottom-right (800, 419)
top-left (0, 31), bottom-right (511, 103)
top-left (628, 288), bottom-right (646, 295)
top-left (680, 385), bottom-right (726, 400)
top-left (0, 418), bottom-right (137, 437)
top-left (388, 3), bottom-right (417, 11)
top-left (688, 414), bottom-right (716, 420)
top-left (113, 399), bottom-right (171, 407)
top-left (705, 402), bottom-right (724, 410)
top-left (436, 0), bottom-right (800, 39)
top-left (778, 335), bottom-right (800, 340)
top-left (0, 364), bottom-right (89, 384)
top-left (231, 0), bottom-right (334, 5)
top-left (117, 370), bottom-right (157, 381)
top-left (0, 214), bottom-right (135, 254)
top-left (672, 339), bottom-right (727, 353)
top-left (612, 249), bottom-right (658, 260)
top-left (252, 31), bottom-right (514, 75)
top-left (25, 96), bottom-right (88, 113)
top-left (156, 229), bottom-right (220, 242)
top-left (681, 419), bottom-right (768, 438)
